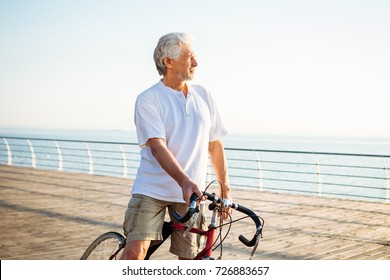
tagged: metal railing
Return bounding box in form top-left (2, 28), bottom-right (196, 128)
top-left (1, 136), bottom-right (389, 203)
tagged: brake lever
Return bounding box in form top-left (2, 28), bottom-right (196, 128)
top-left (183, 212), bottom-right (198, 237)
top-left (249, 228), bottom-right (262, 260)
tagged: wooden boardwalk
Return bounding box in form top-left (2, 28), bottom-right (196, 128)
top-left (0, 164), bottom-right (389, 260)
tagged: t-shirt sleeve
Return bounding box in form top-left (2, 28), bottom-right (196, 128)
top-left (134, 93), bottom-right (165, 147)
top-left (208, 94), bottom-right (228, 142)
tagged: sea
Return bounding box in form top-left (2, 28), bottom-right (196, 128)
top-left (1, 127), bottom-right (390, 155)
top-left (1, 128), bottom-right (390, 202)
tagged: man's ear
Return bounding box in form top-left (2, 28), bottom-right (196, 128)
top-left (163, 57), bottom-right (173, 69)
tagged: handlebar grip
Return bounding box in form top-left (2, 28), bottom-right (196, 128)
top-left (235, 204), bottom-right (262, 247)
top-left (171, 193), bottom-right (198, 223)
top-left (239, 234), bottom-right (258, 247)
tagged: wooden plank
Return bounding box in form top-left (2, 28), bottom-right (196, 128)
top-left (0, 165), bottom-right (389, 260)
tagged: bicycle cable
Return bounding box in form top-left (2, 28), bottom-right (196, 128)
top-left (200, 180), bottom-right (229, 258)
top-left (200, 180), bottom-right (265, 259)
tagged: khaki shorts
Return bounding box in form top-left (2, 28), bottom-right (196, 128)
top-left (123, 194), bottom-right (207, 259)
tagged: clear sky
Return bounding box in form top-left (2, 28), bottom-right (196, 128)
top-left (1, 0), bottom-right (389, 139)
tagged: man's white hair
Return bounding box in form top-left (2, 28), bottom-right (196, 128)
top-left (153, 32), bottom-right (194, 76)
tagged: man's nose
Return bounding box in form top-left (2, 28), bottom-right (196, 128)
top-left (191, 58), bottom-right (198, 67)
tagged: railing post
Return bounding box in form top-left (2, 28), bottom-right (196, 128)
top-left (3, 138), bottom-right (12, 166)
top-left (54, 141), bottom-right (63, 172)
top-left (384, 158), bottom-right (389, 203)
top-left (27, 140), bottom-right (36, 168)
top-left (256, 152), bottom-right (264, 191)
top-left (207, 158), bottom-right (215, 184)
top-left (315, 154), bottom-right (322, 197)
top-left (85, 143), bottom-right (93, 175)
top-left (120, 144), bottom-right (128, 178)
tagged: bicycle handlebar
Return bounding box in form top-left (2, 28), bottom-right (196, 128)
top-left (171, 192), bottom-right (263, 248)
top-left (171, 193), bottom-right (199, 223)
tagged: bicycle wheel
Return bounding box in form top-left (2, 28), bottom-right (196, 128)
top-left (80, 232), bottom-right (125, 260)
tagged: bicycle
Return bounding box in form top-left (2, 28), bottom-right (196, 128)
top-left (80, 182), bottom-right (264, 260)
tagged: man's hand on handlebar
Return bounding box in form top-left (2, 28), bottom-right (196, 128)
top-left (218, 185), bottom-right (233, 221)
top-left (180, 178), bottom-right (203, 206)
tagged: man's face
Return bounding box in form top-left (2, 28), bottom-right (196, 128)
top-left (171, 45), bottom-right (198, 81)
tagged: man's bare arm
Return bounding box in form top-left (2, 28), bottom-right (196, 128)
top-left (148, 138), bottom-right (202, 205)
top-left (208, 139), bottom-right (231, 199)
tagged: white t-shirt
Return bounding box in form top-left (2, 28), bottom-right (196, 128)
top-left (132, 80), bottom-right (227, 202)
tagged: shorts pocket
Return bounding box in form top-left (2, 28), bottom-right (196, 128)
top-left (123, 197), bottom-right (143, 235)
